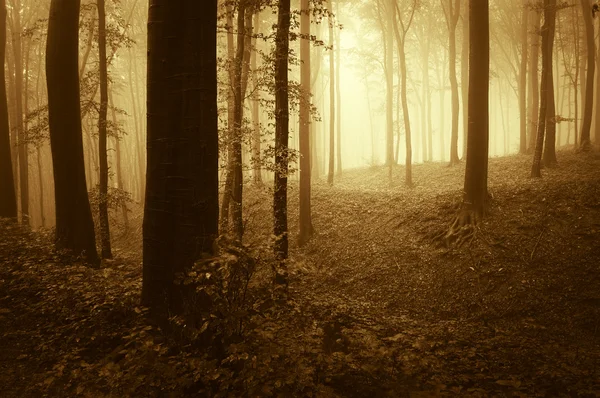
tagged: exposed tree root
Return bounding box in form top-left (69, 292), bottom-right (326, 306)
top-left (432, 209), bottom-right (479, 248)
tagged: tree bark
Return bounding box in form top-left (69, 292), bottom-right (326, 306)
top-left (142, 0), bottom-right (219, 314)
top-left (460, 0), bottom-right (469, 159)
top-left (327, 0), bottom-right (335, 186)
top-left (579, 0), bottom-right (594, 149)
top-left (532, 0), bottom-right (555, 177)
top-left (299, 0), bottom-right (314, 246)
top-left (273, 0), bottom-right (291, 287)
top-left (443, 0), bottom-right (461, 166)
top-left (11, 0), bottom-right (28, 224)
top-left (335, 0), bottom-right (342, 175)
top-left (519, 0), bottom-right (528, 154)
top-left (528, 9), bottom-right (540, 152)
top-left (0, 0), bottom-right (16, 218)
top-left (46, 0), bottom-right (99, 265)
top-left (97, 0), bottom-right (112, 259)
top-left (463, 0), bottom-right (489, 217)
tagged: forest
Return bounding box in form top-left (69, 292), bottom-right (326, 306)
top-left (0, 0), bottom-right (599, 396)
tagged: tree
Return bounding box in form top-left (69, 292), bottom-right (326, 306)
top-left (542, 0), bottom-right (558, 167)
top-left (531, 0), bottom-right (556, 177)
top-left (519, 0), bottom-right (528, 154)
top-left (441, 0), bottom-right (461, 166)
top-left (299, 0), bottom-right (314, 246)
top-left (11, 0), bottom-right (28, 224)
top-left (443, 0), bottom-right (489, 245)
top-left (579, 0), bottom-right (595, 149)
top-left (392, 0), bottom-right (417, 186)
top-left (528, 8), bottom-right (541, 152)
top-left (273, 0), bottom-right (290, 288)
top-left (327, 0), bottom-right (335, 186)
top-left (46, 0), bottom-right (99, 265)
top-left (595, 9), bottom-right (600, 144)
top-left (97, 0), bottom-right (112, 259)
top-left (0, 0), bottom-right (15, 219)
top-left (142, 0), bottom-right (219, 313)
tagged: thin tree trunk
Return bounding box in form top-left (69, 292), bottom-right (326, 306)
top-left (97, 0), bottom-right (112, 259)
top-left (460, 1), bottom-right (468, 159)
top-left (578, 0), bottom-right (594, 149)
top-left (273, 0), bottom-right (291, 287)
top-left (532, 0), bottom-right (555, 177)
top-left (110, 93), bottom-right (128, 232)
top-left (519, 0), bottom-right (528, 154)
top-left (12, 0), bottom-right (28, 224)
top-left (528, 9), bottom-right (540, 152)
top-left (251, 13), bottom-right (262, 185)
top-left (335, 0), bottom-right (342, 175)
top-left (299, 0), bottom-right (313, 246)
top-left (327, 0), bottom-right (335, 186)
top-left (0, 0), bottom-right (16, 218)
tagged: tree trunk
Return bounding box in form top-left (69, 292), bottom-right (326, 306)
top-left (595, 14), bottom-right (600, 143)
top-left (220, 4), bottom-right (235, 232)
top-left (460, 1), bottom-right (469, 159)
top-left (579, 0), bottom-right (594, 149)
top-left (532, 0), bottom-right (555, 177)
top-left (46, 0), bottom-right (99, 265)
top-left (327, 0), bottom-right (335, 186)
top-left (273, 0), bottom-right (291, 288)
top-left (519, 0), bottom-right (528, 154)
top-left (445, 0), bottom-right (461, 166)
top-left (392, 11), bottom-right (414, 186)
top-left (542, 9), bottom-right (557, 168)
top-left (463, 0), bottom-right (489, 217)
top-left (230, 4), bottom-right (250, 241)
top-left (299, 0), bottom-right (314, 246)
top-left (0, 0), bottom-right (15, 218)
top-left (528, 9), bottom-right (540, 152)
top-left (335, 0), bottom-right (342, 175)
top-left (251, 13), bottom-right (262, 185)
top-left (110, 93), bottom-right (128, 232)
top-left (97, 0), bottom-right (112, 259)
top-left (12, 0), bottom-right (28, 224)
top-left (385, 0), bottom-right (394, 173)
top-left (142, 0), bottom-right (219, 314)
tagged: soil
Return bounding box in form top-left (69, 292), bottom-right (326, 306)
top-left (1, 150), bottom-right (599, 397)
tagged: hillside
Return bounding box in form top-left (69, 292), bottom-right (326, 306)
top-left (1, 150), bottom-right (599, 397)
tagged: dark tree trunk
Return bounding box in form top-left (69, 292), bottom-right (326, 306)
top-left (273, 0), bottom-right (290, 287)
top-left (0, 0), bottom-right (16, 218)
top-left (97, 0), bottom-right (112, 259)
top-left (46, 0), bottom-right (99, 265)
top-left (542, 0), bottom-right (557, 166)
top-left (385, 0), bottom-right (394, 172)
top-left (298, 0), bottom-right (314, 246)
top-left (327, 0), bottom-right (335, 186)
top-left (220, 4), bottom-right (235, 232)
top-left (110, 93), bottom-right (128, 232)
top-left (444, 0), bottom-right (461, 166)
top-left (579, 0), bottom-right (594, 149)
top-left (142, 0), bottom-right (219, 314)
top-left (335, 0), bottom-right (342, 175)
top-left (251, 13), bottom-right (262, 185)
top-left (519, 0), bottom-right (528, 154)
top-left (231, 3), bottom-right (248, 241)
top-left (12, 0), bottom-right (28, 224)
top-left (528, 9), bottom-right (540, 153)
top-left (531, 0), bottom-right (555, 177)
top-left (463, 0), bottom-right (489, 217)
top-left (460, 1), bottom-right (468, 159)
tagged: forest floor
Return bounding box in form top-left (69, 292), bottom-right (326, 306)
top-left (1, 150), bottom-right (600, 397)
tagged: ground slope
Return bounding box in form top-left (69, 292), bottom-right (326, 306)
top-left (0, 150), bottom-right (599, 397)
